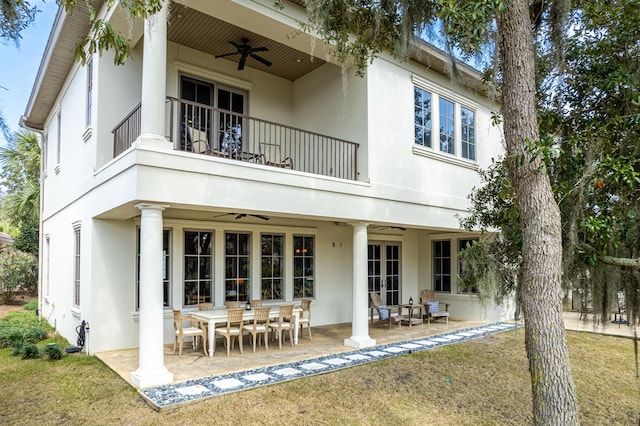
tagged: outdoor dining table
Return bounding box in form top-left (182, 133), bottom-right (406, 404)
top-left (191, 305), bottom-right (302, 356)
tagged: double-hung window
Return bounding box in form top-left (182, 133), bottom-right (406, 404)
top-left (73, 224), bottom-right (81, 306)
top-left (136, 229), bottom-right (171, 309)
top-left (184, 230), bottom-right (212, 306)
top-left (439, 98), bottom-right (455, 154)
top-left (293, 236), bottom-right (315, 298)
top-left (86, 58), bottom-right (93, 127)
top-left (458, 238), bottom-right (478, 293)
top-left (433, 240), bottom-right (451, 293)
top-left (461, 107), bottom-right (476, 160)
top-left (225, 232), bottom-right (250, 302)
top-left (414, 87), bottom-right (432, 148)
top-left (413, 77), bottom-right (477, 162)
top-left (261, 234), bottom-right (284, 300)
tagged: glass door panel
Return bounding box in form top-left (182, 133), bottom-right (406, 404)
top-left (368, 242), bottom-right (401, 306)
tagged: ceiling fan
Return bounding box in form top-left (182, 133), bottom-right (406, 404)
top-left (371, 225), bottom-right (407, 231)
top-left (213, 213), bottom-right (270, 221)
top-left (215, 38), bottom-right (272, 70)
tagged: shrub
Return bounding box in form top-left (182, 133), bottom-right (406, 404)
top-left (21, 343), bottom-right (40, 359)
top-left (0, 311), bottom-right (50, 348)
top-left (43, 343), bottom-right (63, 361)
top-left (0, 248), bottom-right (37, 304)
top-left (23, 300), bottom-right (38, 311)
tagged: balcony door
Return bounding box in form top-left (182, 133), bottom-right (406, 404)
top-left (180, 76), bottom-right (246, 154)
top-left (368, 242), bottom-right (401, 306)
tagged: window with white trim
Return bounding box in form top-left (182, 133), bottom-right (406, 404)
top-left (261, 234), bottom-right (284, 300)
top-left (458, 238), bottom-right (478, 293)
top-left (136, 228), bottom-right (171, 309)
top-left (413, 78), bottom-right (478, 163)
top-left (433, 240), bottom-right (451, 293)
top-left (45, 236), bottom-right (51, 296)
top-left (184, 230), bottom-right (212, 306)
top-left (56, 109), bottom-right (61, 167)
top-left (414, 86), bottom-right (432, 148)
top-left (293, 235), bottom-right (315, 298)
top-left (225, 232), bottom-right (250, 302)
top-left (461, 107), bottom-right (476, 160)
top-left (86, 57), bottom-right (93, 127)
top-left (73, 225), bottom-right (81, 306)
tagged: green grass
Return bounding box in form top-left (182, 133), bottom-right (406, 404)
top-left (0, 329), bottom-right (638, 425)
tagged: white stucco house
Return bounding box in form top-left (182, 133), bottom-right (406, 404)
top-left (22, 0), bottom-right (514, 388)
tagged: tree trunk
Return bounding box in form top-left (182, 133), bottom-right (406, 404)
top-left (497, 0), bottom-right (579, 424)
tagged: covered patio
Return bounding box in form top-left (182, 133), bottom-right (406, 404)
top-left (97, 319), bottom-right (492, 386)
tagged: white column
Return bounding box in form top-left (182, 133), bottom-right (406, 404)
top-left (131, 203), bottom-right (173, 388)
top-left (139, 1), bottom-right (170, 147)
top-left (344, 222), bottom-right (376, 348)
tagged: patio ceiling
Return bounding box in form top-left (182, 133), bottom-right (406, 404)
top-left (167, 3), bottom-right (327, 82)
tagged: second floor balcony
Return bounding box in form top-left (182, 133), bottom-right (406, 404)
top-left (112, 98), bottom-right (359, 181)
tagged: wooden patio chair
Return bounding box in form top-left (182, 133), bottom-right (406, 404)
top-left (247, 306), bottom-right (271, 352)
top-left (214, 308), bottom-right (245, 357)
top-left (419, 290), bottom-right (451, 324)
top-left (225, 301), bottom-right (241, 309)
top-left (298, 299), bottom-right (312, 340)
top-left (172, 309), bottom-right (208, 357)
top-left (268, 304), bottom-right (294, 349)
top-left (259, 142), bottom-right (293, 169)
top-left (369, 292), bottom-right (400, 329)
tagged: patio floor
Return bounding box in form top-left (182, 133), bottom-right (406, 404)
top-left (95, 312), bottom-right (637, 410)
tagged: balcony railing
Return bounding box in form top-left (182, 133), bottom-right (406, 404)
top-left (112, 98), bottom-right (359, 180)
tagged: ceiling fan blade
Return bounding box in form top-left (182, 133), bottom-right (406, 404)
top-left (212, 213), bottom-right (234, 218)
top-left (215, 52), bottom-right (238, 58)
top-left (250, 53), bottom-right (272, 67)
top-left (251, 215), bottom-right (270, 221)
top-left (251, 46), bottom-right (268, 53)
top-left (235, 214), bottom-right (246, 220)
top-left (238, 55), bottom-right (247, 70)
top-left (228, 40), bottom-right (241, 49)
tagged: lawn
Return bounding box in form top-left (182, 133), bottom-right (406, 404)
top-left (0, 320), bottom-right (638, 425)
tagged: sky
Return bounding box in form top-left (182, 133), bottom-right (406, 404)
top-left (0, 1), bottom-right (58, 148)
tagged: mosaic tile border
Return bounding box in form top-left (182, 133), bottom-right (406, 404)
top-left (141, 322), bottom-right (520, 409)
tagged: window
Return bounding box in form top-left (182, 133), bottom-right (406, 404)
top-left (136, 229), bottom-right (171, 309)
top-left (73, 225), bottom-right (81, 306)
top-left (293, 236), bottom-right (315, 298)
top-left (45, 236), bottom-right (51, 296)
top-left (56, 109), bottom-right (61, 167)
top-left (184, 230), bottom-right (212, 306)
top-left (86, 58), bottom-right (93, 127)
top-left (179, 76), bottom-right (246, 153)
top-left (433, 240), bottom-right (451, 293)
top-left (439, 98), bottom-right (455, 154)
top-left (414, 87), bottom-right (432, 148)
top-left (461, 107), bottom-right (475, 160)
top-left (413, 79), bottom-right (478, 163)
top-left (261, 234), bottom-right (284, 300)
top-left (458, 238), bottom-right (478, 293)
top-left (225, 232), bottom-right (250, 302)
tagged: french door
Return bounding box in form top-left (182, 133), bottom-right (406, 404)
top-left (179, 76), bottom-right (246, 153)
top-left (368, 242), bottom-right (401, 306)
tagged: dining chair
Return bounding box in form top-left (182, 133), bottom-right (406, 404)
top-left (197, 303), bottom-right (214, 310)
top-left (214, 308), bottom-right (245, 356)
top-left (172, 309), bottom-right (208, 357)
top-left (246, 306), bottom-right (271, 352)
top-left (225, 301), bottom-right (241, 309)
top-left (249, 299), bottom-right (263, 307)
top-left (268, 304), bottom-right (294, 349)
top-left (298, 299), bottom-right (312, 340)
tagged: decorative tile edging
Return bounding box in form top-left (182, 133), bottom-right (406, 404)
top-left (141, 322), bottom-right (521, 409)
